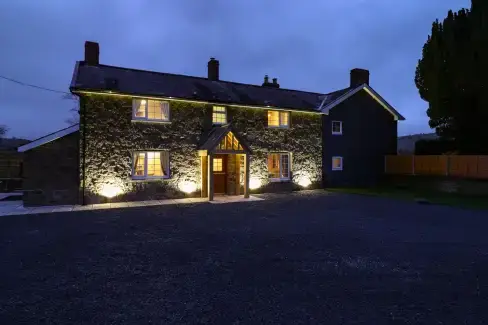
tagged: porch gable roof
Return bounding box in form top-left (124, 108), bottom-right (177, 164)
top-left (199, 124), bottom-right (252, 154)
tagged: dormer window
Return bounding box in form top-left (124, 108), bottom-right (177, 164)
top-left (132, 99), bottom-right (170, 122)
top-left (212, 106), bottom-right (227, 124)
top-left (268, 110), bottom-right (289, 128)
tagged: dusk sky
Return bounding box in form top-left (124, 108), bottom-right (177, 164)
top-left (0, 0), bottom-right (470, 140)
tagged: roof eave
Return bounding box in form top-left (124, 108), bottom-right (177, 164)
top-left (70, 88), bottom-right (325, 114)
top-left (321, 84), bottom-right (405, 121)
top-left (18, 124), bottom-right (80, 152)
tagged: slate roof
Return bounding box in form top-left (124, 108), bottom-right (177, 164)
top-left (70, 62), bottom-right (351, 113)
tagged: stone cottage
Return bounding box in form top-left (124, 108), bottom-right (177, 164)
top-left (18, 41), bottom-right (404, 206)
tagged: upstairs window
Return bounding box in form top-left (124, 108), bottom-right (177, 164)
top-left (132, 151), bottom-right (170, 179)
top-left (212, 106), bottom-right (227, 124)
top-left (332, 121), bottom-right (343, 135)
top-left (133, 99), bottom-right (170, 122)
top-left (268, 153), bottom-right (291, 180)
top-left (268, 110), bottom-right (289, 128)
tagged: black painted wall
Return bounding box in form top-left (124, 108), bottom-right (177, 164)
top-left (322, 90), bottom-right (397, 187)
top-left (23, 132), bottom-right (80, 206)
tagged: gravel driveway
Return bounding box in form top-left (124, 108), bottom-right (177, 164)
top-left (1, 191), bottom-right (488, 324)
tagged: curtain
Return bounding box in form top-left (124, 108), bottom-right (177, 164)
top-left (161, 102), bottom-right (170, 120)
top-left (160, 151), bottom-right (170, 176)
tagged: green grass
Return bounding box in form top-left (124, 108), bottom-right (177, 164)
top-left (327, 187), bottom-right (488, 210)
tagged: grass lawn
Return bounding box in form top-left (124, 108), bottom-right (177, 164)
top-left (327, 187), bottom-right (488, 210)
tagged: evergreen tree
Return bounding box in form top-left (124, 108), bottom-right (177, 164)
top-left (415, 0), bottom-right (488, 154)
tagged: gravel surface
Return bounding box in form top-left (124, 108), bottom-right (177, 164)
top-left (1, 191), bottom-right (488, 324)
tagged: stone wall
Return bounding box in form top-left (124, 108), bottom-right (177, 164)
top-left (80, 94), bottom-right (322, 203)
top-left (230, 107), bottom-right (322, 192)
top-left (80, 95), bottom-right (205, 204)
top-left (23, 132), bottom-right (79, 206)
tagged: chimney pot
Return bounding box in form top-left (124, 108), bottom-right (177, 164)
top-left (84, 41), bottom-right (99, 65)
top-left (208, 58), bottom-right (219, 81)
top-left (350, 68), bottom-right (370, 87)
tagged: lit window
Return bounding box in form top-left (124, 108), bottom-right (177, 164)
top-left (268, 153), bottom-right (291, 180)
top-left (212, 106), bottom-right (227, 124)
top-left (213, 158), bottom-right (223, 172)
top-left (217, 131), bottom-right (243, 151)
top-left (332, 156), bottom-right (343, 171)
top-left (132, 151), bottom-right (170, 179)
top-left (268, 110), bottom-right (290, 128)
top-left (132, 99), bottom-right (170, 122)
top-left (332, 121), bottom-right (342, 135)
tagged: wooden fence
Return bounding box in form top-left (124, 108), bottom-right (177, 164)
top-left (385, 155), bottom-right (488, 179)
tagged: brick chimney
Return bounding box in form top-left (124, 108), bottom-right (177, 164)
top-left (262, 75), bottom-right (280, 88)
top-left (84, 41), bottom-right (99, 65)
top-left (208, 58), bottom-right (219, 81)
top-left (271, 78), bottom-right (280, 88)
top-left (350, 68), bottom-right (369, 87)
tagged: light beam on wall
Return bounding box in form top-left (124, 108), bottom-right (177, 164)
top-left (99, 183), bottom-right (123, 198)
top-left (179, 181), bottom-right (197, 194)
top-left (296, 176), bottom-right (312, 188)
top-left (249, 177), bottom-right (262, 190)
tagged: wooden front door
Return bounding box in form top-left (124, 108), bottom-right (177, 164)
top-left (213, 154), bottom-right (227, 194)
top-left (213, 155), bottom-right (227, 194)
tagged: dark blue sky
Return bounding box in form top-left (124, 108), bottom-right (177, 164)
top-left (0, 0), bottom-right (470, 140)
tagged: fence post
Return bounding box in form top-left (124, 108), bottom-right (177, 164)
top-left (412, 155), bottom-right (415, 175)
top-left (446, 155), bottom-right (450, 177)
top-left (476, 155), bottom-right (480, 179)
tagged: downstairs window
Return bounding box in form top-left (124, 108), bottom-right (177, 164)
top-left (132, 151), bottom-right (170, 179)
top-left (268, 153), bottom-right (291, 180)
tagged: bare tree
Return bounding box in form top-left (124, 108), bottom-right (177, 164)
top-left (63, 94), bottom-right (79, 125)
top-left (0, 125), bottom-right (8, 138)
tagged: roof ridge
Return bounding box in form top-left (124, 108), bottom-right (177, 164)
top-left (92, 62), bottom-right (330, 96)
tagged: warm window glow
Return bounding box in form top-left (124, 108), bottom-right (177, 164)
top-left (217, 132), bottom-right (243, 151)
top-left (147, 151), bottom-right (163, 176)
top-left (212, 106), bottom-right (227, 124)
top-left (134, 153), bottom-right (145, 176)
top-left (133, 99), bottom-right (170, 121)
top-left (268, 153), bottom-right (291, 180)
top-left (132, 151), bottom-right (170, 179)
top-left (213, 158), bottom-right (223, 172)
top-left (268, 110), bottom-right (289, 128)
top-left (135, 101), bottom-right (146, 117)
top-left (332, 121), bottom-right (342, 134)
top-left (332, 156), bottom-right (343, 171)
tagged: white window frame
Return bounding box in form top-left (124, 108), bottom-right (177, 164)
top-left (212, 106), bottom-right (227, 125)
top-left (268, 110), bottom-right (290, 129)
top-left (132, 151), bottom-right (171, 180)
top-left (331, 121), bottom-right (343, 135)
top-left (132, 98), bottom-right (171, 122)
top-left (332, 156), bottom-right (343, 171)
top-left (268, 152), bottom-right (291, 181)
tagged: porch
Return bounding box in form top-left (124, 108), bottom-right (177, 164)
top-left (198, 125), bottom-right (252, 201)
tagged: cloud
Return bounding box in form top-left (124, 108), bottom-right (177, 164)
top-left (0, 0), bottom-right (471, 139)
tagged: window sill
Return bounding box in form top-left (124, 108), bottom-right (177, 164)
top-left (332, 169), bottom-right (343, 171)
top-left (267, 126), bottom-right (289, 129)
top-left (132, 119), bottom-right (171, 124)
top-left (131, 177), bottom-right (170, 182)
top-left (269, 178), bottom-right (291, 183)
top-left (332, 132), bottom-right (343, 135)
